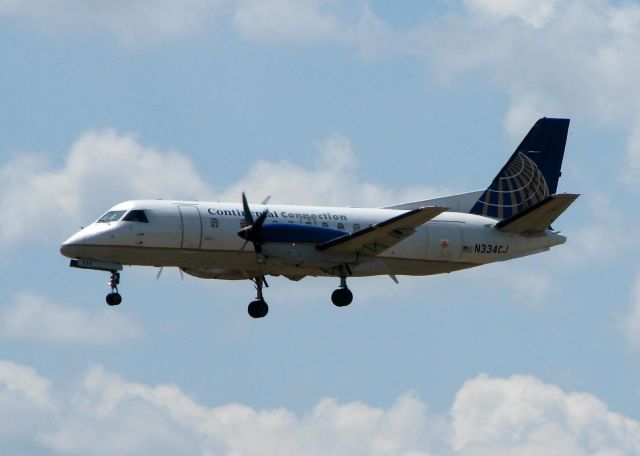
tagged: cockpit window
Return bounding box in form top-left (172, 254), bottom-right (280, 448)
top-left (123, 210), bottom-right (149, 223)
top-left (97, 210), bottom-right (125, 223)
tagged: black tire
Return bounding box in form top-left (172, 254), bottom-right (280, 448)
top-left (106, 293), bottom-right (122, 306)
top-left (248, 299), bottom-right (269, 318)
top-left (331, 287), bottom-right (353, 307)
top-left (342, 288), bottom-right (353, 305)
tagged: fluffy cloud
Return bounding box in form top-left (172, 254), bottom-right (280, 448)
top-left (451, 374), bottom-right (640, 455)
top-left (462, 0), bottom-right (559, 28)
top-left (416, 0), bottom-right (640, 183)
top-left (0, 130), bottom-right (444, 251)
top-left (231, 0), bottom-right (640, 182)
top-left (0, 0), bottom-right (226, 45)
top-left (0, 129), bottom-right (213, 250)
top-left (0, 292), bottom-right (143, 346)
top-left (0, 359), bottom-right (53, 410)
top-left (0, 360), bottom-right (637, 455)
top-left (220, 134), bottom-right (444, 207)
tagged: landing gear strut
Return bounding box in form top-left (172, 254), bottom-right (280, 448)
top-left (106, 270), bottom-right (122, 306)
top-left (331, 273), bottom-right (353, 307)
top-left (248, 276), bottom-right (269, 318)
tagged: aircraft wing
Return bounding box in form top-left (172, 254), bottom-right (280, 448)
top-left (316, 206), bottom-right (447, 256)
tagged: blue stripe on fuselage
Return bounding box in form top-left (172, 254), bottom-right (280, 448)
top-left (260, 224), bottom-right (347, 244)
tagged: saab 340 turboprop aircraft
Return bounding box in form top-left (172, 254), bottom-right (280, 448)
top-left (61, 118), bottom-right (578, 318)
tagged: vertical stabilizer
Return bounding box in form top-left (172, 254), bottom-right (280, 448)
top-left (469, 118), bottom-right (569, 219)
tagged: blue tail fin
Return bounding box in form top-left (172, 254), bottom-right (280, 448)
top-left (469, 117), bottom-right (569, 219)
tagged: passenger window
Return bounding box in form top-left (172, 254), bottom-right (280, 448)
top-left (337, 222), bottom-right (345, 231)
top-left (123, 210), bottom-right (149, 223)
top-left (210, 218), bottom-right (219, 229)
top-left (97, 210), bottom-right (125, 223)
top-left (321, 222), bottom-right (329, 228)
top-left (353, 224), bottom-right (361, 232)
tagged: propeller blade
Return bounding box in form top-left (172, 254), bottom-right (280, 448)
top-left (241, 192), bottom-right (254, 227)
top-left (254, 208), bottom-right (269, 230)
top-left (239, 192), bottom-right (269, 257)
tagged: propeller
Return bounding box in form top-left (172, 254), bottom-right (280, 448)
top-left (237, 192), bottom-right (269, 254)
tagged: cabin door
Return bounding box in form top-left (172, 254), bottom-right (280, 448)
top-left (178, 205), bottom-right (202, 250)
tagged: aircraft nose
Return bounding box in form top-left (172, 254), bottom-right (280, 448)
top-left (60, 231), bottom-right (88, 258)
top-left (60, 237), bottom-right (79, 258)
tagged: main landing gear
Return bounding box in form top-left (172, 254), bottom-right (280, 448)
top-left (244, 267), bottom-right (354, 318)
top-left (248, 276), bottom-right (269, 318)
top-left (106, 270), bottom-right (122, 306)
top-left (331, 274), bottom-right (353, 307)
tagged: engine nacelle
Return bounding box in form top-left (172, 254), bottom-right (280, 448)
top-left (261, 243), bottom-right (357, 267)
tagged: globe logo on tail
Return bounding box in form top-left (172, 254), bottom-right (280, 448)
top-left (471, 152), bottom-right (550, 219)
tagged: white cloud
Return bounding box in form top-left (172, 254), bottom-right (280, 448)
top-left (462, 0), bottom-right (559, 28)
top-left (0, 129), bottom-right (213, 250)
top-left (0, 0), bottom-right (226, 45)
top-left (0, 292), bottom-right (143, 346)
top-left (220, 134), bottom-right (445, 207)
top-left (415, 0), bottom-right (640, 184)
top-left (0, 359), bottom-right (53, 410)
top-left (451, 374), bottom-right (640, 455)
top-left (0, 130), bottom-right (445, 252)
top-left (0, 360), bottom-right (638, 455)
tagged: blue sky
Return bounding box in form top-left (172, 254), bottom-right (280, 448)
top-left (1, 0), bottom-right (640, 454)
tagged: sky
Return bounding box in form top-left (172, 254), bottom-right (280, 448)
top-left (1, 0), bottom-right (640, 454)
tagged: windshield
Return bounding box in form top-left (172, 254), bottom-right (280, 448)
top-left (97, 210), bottom-right (125, 223)
top-left (123, 210), bottom-right (149, 223)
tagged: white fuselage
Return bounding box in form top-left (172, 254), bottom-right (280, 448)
top-left (60, 199), bottom-right (567, 280)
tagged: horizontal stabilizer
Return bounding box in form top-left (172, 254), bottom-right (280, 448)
top-left (317, 206), bottom-right (447, 255)
top-left (496, 193), bottom-right (579, 234)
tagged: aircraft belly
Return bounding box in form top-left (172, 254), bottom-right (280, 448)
top-left (66, 245), bottom-right (254, 269)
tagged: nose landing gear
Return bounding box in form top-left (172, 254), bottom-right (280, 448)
top-left (106, 270), bottom-right (122, 306)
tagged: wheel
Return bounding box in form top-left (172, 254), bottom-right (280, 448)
top-left (331, 287), bottom-right (353, 307)
top-left (248, 299), bottom-right (269, 318)
top-left (106, 292), bottom-right (122, 306)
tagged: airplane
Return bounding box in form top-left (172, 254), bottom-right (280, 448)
top-left (60, 118), bottom-right (578, 318)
